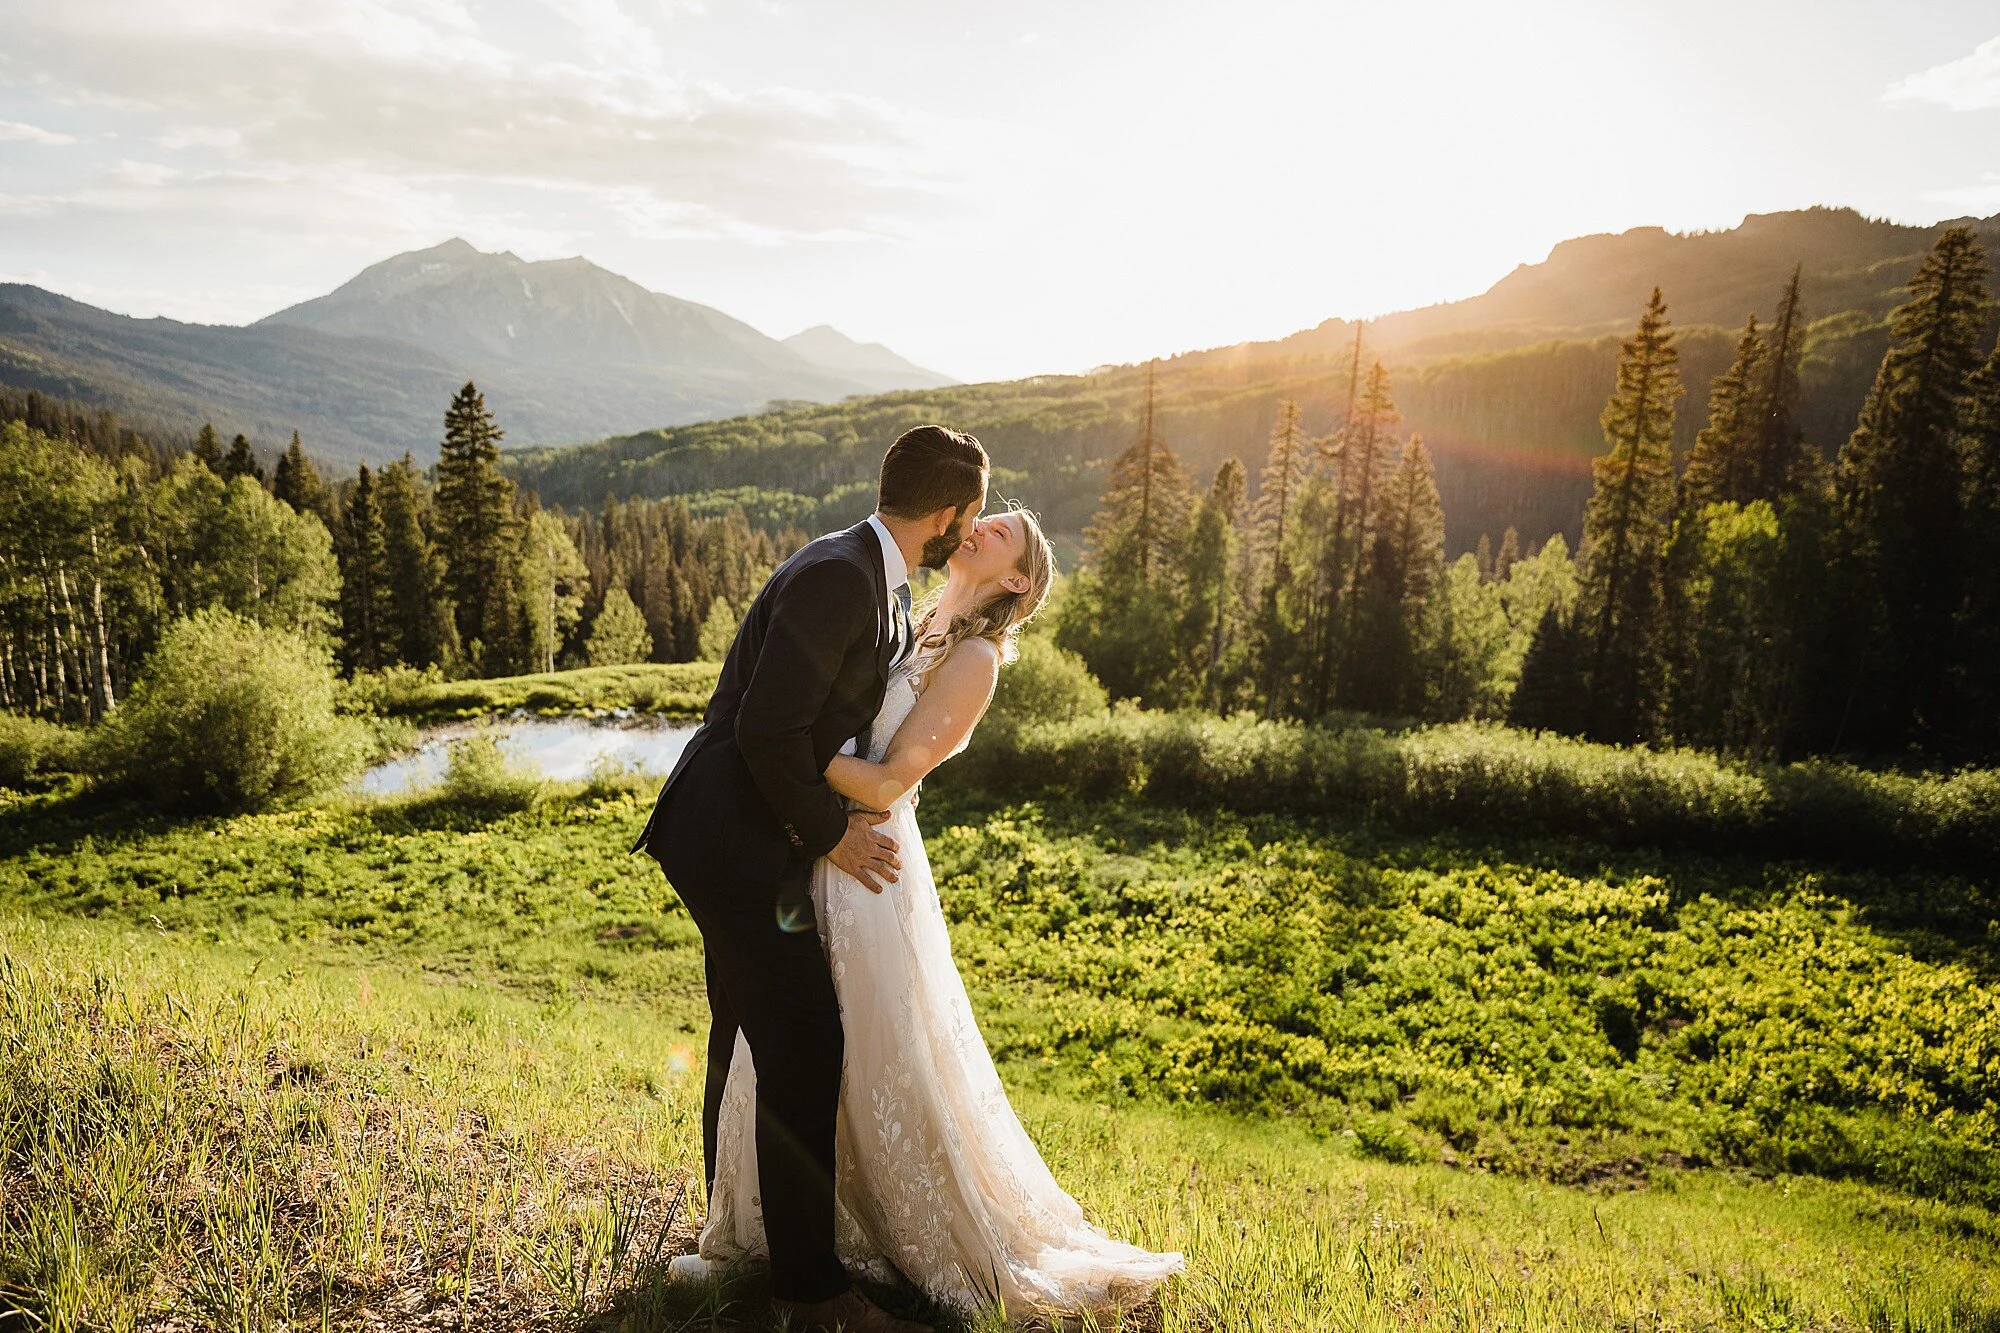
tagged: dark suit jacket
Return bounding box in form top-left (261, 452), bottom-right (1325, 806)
top-left (632, 520), bottom-right (896, 905)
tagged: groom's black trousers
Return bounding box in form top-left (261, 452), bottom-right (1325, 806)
top-left (654, 795), bottom-right (850, 1305)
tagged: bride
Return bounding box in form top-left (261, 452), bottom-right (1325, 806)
top-left (695, 506), bottom-right (1183, 1321)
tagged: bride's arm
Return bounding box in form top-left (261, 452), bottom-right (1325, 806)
top-left (824, 639), bottom-right (1000, 811)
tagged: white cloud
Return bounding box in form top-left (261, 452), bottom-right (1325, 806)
top-left (0, 119), bottom-right (78, 144)
top-left (538, 0), bottom-right (665, 71)
top-left (3, 0), bottom-right (963, 241)
top-left (154, 125), bottom-right (243, 150)
top-left (1885, 34), bottom-right (2000, 111)
top-left (106, 159), bottom-right (183, 187)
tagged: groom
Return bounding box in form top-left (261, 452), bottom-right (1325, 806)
top-left (633, 424), bottom-right (989, 1331)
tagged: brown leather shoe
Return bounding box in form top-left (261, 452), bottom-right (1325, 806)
top-left (770, 1288), bottom-right (933, 1333)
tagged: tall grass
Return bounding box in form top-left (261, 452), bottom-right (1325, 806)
top-left (4, 914), bottom-right (1996, 1331)
top-left (0, 916), bottom-right (701, 1332)
top-left (953, 709), bottom-right (2000, 863)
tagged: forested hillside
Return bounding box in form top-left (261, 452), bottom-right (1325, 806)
top-left (509, 308), bottom-right (1889, 552)
top-left (509, 208), bottom-right (1996, 553)
top-left (0, 283), bottom-right (470, 467)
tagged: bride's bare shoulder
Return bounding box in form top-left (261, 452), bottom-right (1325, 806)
top-left (952, 635), bottom-right (1002, 665)
top-left (932, 636), bottom-right (1001, 691)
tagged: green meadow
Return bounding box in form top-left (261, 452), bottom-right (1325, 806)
top-left (2, 744), bottom-right (1997, 1329)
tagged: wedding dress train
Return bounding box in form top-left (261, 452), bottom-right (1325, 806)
top-left (699, 655), bottom-right (1182, 1316)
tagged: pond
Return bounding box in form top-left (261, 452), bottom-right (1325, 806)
top-left (354, 715), bottom-right (699, 796)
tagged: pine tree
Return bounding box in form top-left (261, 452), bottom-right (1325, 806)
top-left (1494, 526), bottom-right (1521, 583)
top-left (434, 382), bottom-right (518, 667)
top-left (1249, 400), bottom-right (1313, 715)
top-left (1680, 316), bottom-right (1767, 510)
top-left (272, 431), bottom-right (328, 520)
top-left (1340, 362), bottom-right (1400, 600)
top-left (1346, 436), bottom-right (1444, 714)
top-left (1337, 323), bottom-right (1366, 436)
top-left (642, 541), bottom-right (688, 662)
top-left (1179, 457), bottom-right (1245, 704)
top-left (586, 584), bottom-right (653, 666)
top-left (192, 423), bottom-right (224, 472)
top-left (1952, 339), bottom-right (2000, 749)
top-left (1747, 265), bottom-right (1812, 502)
top-left (1085, 361), bottom-right (1192, 588)
top-left (1835, 226), bottom-right (1991, 748)
top-left (223, 433), bottom-right (264, 484)
top-left (1317, 361), bottom-right (1400, 711)
top-left (1509, 607), bottom-right (1589, 734)
top-left (1062, 361), bottom-right (1195, 704)
top-left (336, 464), bottom-right (395, 673)
top-left (1578, 288), bottom-right (1682, 742)
top-left (376, 455), bottom-right (459, 670)
top-left (477, 527), bottom-right (530, 677)
top-left (1254, 401), bottom-right (1309, 584)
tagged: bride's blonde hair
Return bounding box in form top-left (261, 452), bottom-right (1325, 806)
top-left (906, 506), bottom-right (1055, 686)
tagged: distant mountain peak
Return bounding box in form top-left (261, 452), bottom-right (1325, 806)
top-left (782, 324), bottom-right (955, 390)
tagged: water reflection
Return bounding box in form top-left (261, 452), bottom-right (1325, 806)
top-left (355, 716), bottom-right (697, 796)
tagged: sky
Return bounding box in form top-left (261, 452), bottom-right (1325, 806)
top-left (1, 0), bottom-right (1996, 383)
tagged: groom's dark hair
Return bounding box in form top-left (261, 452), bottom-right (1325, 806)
top-left (878, 424), bottom-right (988, 520)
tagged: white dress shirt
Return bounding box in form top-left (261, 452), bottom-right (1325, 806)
top-left (839, 513), bottom-right (910, 757)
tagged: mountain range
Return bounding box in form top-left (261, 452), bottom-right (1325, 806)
top-left (5, 207), bottom-right (1998, 527)
top-left (0, 240), bottom-right (952, 467)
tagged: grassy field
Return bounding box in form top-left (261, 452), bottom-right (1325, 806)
top-left (3, 767), bottom-right (1997, 1329)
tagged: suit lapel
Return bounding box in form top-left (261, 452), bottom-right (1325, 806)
top-left (852, 519), bottom-right (894, 674)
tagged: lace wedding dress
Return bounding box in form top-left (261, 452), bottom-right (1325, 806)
top-left (699, 648), bottom-right (1183, 1316)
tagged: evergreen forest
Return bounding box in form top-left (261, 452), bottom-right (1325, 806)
top-left (7, 226), bottom-right (2000, 766)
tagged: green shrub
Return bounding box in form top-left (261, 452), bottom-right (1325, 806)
top-left (438, 732), bottom-right (540, 811)
top-left (341, 664), bottom-right (444, 716)
top-left (946, 710), bottom-right (2000, 865)
top-left (985, 637), bottom-right (1109, 731)
top-left (577, 754), bottom-right (651, 803)
top-left (88, 609), bottom-right (371, 812)
top-left (1352, 1118), bottom-right (1424, 1164)
top-left (0, 714), bottom-right (83, 788)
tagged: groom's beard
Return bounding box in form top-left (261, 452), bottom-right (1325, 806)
top-left (918, 511), bottom-right (971, 570)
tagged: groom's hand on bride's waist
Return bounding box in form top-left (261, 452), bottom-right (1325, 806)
top-left (829, 809), bottom-right (899, 893)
